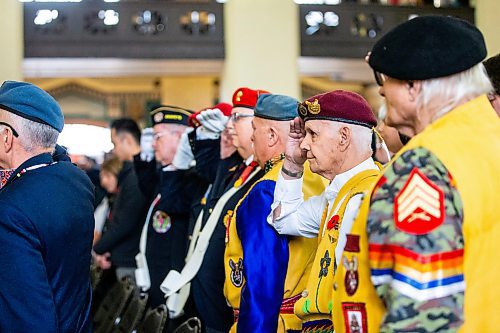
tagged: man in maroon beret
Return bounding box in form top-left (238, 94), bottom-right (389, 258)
top-left (267, 90), bottom-right (381, 331)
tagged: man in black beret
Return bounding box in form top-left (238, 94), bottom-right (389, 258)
top-left (0, 81), bottom-right (94, 332)
top-left (364, 16), bottom-right (500, 332)
top-left (484, 53), bottom-right (500, 116)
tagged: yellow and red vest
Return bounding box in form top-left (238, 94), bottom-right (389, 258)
top-left (224, 160), bottom-right (327, 332)
top-left (295, 168), bottom-right (380, 332)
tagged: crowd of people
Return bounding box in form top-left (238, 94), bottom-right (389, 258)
top-left (0, 15), bottom-right (499, 333)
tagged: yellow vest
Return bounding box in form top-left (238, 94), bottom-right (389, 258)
top-left (331, 171), bottom-right (385, 333)
top-left (394, 96), bottom-right (500, 332)
top-left (224, 160), bottom-right (327, 332)
top-left (295, 168), bottom-right (380, 331)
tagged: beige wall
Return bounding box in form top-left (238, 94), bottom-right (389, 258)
top-left (221, 0), bottom-right (300, 100)
top-left (0, 1), bottom-right (23, 82)
top-left (476, 0), bottom-right (500, 57)
top-left (160, 77), bottom-right (218, 111)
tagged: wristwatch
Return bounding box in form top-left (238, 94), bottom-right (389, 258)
top-left (281, 165), bottom-right (303, 178)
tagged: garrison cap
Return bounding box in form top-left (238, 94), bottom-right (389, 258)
top-left (254, 94), bottom-right (298, 121)
top-left (150, 105), bottom-right (192, 126)
top-left (369, 15), bottom-right (487, 81)
top-left (298, 90), bottom-right (377, 128)
top-left (0, 81), bottom-right (64, 132)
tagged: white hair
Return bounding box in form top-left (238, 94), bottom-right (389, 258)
top-left (329, 121), bottom-right (373, 155)
top-left (416, 63), bottom-right (493, 121)
top-left (5, 112), bottom-right (59, 152)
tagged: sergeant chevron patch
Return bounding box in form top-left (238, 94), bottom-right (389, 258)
top-left (394, 167), bottom-right (444, 235)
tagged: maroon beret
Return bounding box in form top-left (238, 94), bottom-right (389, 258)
top-left (298, 90), bottom-right (377, 128)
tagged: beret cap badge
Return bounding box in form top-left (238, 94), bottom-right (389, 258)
top-left (235, 90), bottom-right (243, 102)
top-left (298, 103), bottom-right (308, 117)
top-left (305, 99), bottom-right (321, 115)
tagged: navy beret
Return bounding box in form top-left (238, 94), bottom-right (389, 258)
top-left (0, 81), bottom-right (64, 132)
top-left (254, 94), bottom-right (298, 121)
top-left (369, 15), bottom-right (487, 81)
top-left (150, 105), bottom-right (192, 126)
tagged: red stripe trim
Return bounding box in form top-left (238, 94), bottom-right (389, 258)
top-left (369, 244), bottom-right (463, 264)
top-left (233, 294), bottom-right (301, 321)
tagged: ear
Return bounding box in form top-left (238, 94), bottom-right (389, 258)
top-left (2, 130), bottom-right (14, 153)
top-left (407, 80), bottom-right (422, 103)
top-left (338, 126), bottom-right (351, 152)
top-left (268, 126), bottom-right (279, 147)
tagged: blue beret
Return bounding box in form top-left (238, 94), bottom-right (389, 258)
top-left (369, 15), bottom-right (487, 81)
top-left (254, 94), bottom-right (298, 121)
top-left (0, 81), bottom-right (64, 133)
top-left (150, 105), bottom-right (192, 126)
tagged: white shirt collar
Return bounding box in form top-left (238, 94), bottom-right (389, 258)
top-left (245, 155), bottom-right (254, 166)
top-left (324, 157), bottom-right (378, 202)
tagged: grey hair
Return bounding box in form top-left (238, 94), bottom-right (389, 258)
top-left (4, 112), bottom-right (59, 152)
top-left (416, 63), bottom-right (493, 121)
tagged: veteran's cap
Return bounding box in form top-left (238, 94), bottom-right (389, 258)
top-left (298, 90), bottom-right (377, 128)
top-left (150, 105), bottom-right (192, 126)
top-left (254, 94), bottom-right (298, 121)
top-left (232, 87), bottom-right (271, 109)
top-left (369, 15), bottom-right (487, 81)
top-left (0, 81), bottom-right (64, 133)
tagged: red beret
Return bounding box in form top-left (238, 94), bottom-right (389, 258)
top-left (232, 87), bottom-right (270, 109)
top-left (188, 102), bottom-right (233, 128)
top-left (298, 90), bottom-right (377, 129)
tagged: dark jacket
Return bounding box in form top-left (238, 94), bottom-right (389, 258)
top-left (93, 161), bottom-right (147, 268)
top-left (0, 153), bottom-right (94, 333)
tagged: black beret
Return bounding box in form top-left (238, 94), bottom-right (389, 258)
top-left (150, 105), bottom-right (192, 126)
top-left (369, 15), bottom-right (487, 81)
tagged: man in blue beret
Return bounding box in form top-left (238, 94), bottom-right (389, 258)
top-left (365, 16), bottom-right (500, 331)
top-left (224, 94), bottom-right (327, 333)
top-left (0, 81), bottom-right (94, 332)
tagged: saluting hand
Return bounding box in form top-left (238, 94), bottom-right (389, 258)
top-left (284, 117), bottom-right (307, 170)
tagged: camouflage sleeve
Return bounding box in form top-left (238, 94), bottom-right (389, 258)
top-left (367, 147), bottom-right (465, 332)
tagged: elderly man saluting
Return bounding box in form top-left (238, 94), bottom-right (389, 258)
top-left (268, 91), bottom-right (380, 332)
top-left (0, 81), bottom-right (94, 332)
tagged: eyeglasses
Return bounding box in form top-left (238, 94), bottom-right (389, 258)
top-left (153, 132), bottom-right (168, 141)
top-left (373, 70), bottom-right (387, 87)
top-left (0, 121), bottom-right (19, 137)
top-left (230, 112), bottom-right (254, 122)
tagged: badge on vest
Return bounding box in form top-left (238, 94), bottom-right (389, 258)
top-left (152, 210), bottom-right (171, 233)
top-left (319, 250), bottom-right (331, 278)
top-left (343, 255), bottom-right (359, 296)
top-left (341, 302), bottom-right (367, 333)
top-left (229, 258), bottom-right (244, 288)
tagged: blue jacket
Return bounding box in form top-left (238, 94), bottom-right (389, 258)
top-left (0, 153), bottom-right (94, 333)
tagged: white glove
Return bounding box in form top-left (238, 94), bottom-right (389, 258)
top-left (172, 128), bottom-right (194, 170)
top-left (195, 108), bottom-right (229, 140)
top-left (140, 128), bottom-right (154, 162)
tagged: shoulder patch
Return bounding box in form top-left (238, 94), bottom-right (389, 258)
top-left (394, 167), bottom-right (445, 235)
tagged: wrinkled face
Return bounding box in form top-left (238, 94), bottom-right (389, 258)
top-left (110, 128), bottom-right (128, 162)
top-left (227, 106), bottom-right (254, 159)
top-left (300, 120), bottom-right (342, 180)
top-left (152, 123), bottom-right (184, 165)
top-left (250, 117), bottom-right (270, 168)
top-left (378, 75), bottom-right (417, 136)
top-left (100, 170), bottom-right (118, 193)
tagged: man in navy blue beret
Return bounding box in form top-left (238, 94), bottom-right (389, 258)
top-left (0, 81), bottom-right (94, 332)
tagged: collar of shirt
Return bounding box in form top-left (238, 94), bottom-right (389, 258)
top-left (324, 157), bottom-right (378, 202)
top-left (245, 155), bottom-right (254, 166)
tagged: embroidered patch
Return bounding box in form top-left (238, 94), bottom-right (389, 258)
top-left (394, 167), bottom-right (445, 235)
top-left (305, 99), bottom-right (321, 114)
top-left (153, 112), bottom-right (164, 123)
top-left (229, 258), bottom-right (244, 287)
top-left (342, 302), bottom-right (367, 333)
top-left (344, 234), bottom-right (360, 253)
top-left (0, 169), bottom-right (14, 189)
top-left (319, 250), bottom-right (331, 278)
top-left (327, 215), bottom-right (339, 230)
top-left (152, 210), bottom-right (171, 233)
top-left (342, 255), bottom-right (359, 296)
